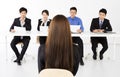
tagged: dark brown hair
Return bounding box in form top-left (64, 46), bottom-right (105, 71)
top-left (70, 7), bottom-right (77, 12)
top-left (99, 8), bottom-right (107, 15)
top-left (45, 15), bottom-right (73, 72)
top-left (42, 10), bottom-right (49, 16)
top-left (19, 7), bottom-right (27, 13)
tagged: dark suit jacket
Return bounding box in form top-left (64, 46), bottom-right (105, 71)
top-left (10, 17), bottom-right (32, 39)
top-left (90, 17), bottom-right (113, 42)
top-left (38, 44), bottom-right (80, 76)
top-left (90, 18), bottom-right (112, 32)
top-left (37, 19), bottom-right (51, 31)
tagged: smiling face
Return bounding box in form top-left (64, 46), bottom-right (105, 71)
top-left (42, 12), bottom-right (48, 21)
top-left (99, 12), bottom-right (106, 20)
top-left (20, 11), bottom-right (27, 18)
top-left (70, 10), bottom-right (77, 18)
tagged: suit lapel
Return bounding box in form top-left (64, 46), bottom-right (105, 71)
top-left (17, 18), bottom-right (21, 27)
top-left (97, 18), bottom-right (100, 28)
top-left (23, 18), bottom-right (27, 27)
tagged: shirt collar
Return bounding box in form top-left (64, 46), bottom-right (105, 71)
top-left (19, 17), bottom-right (26, 21)
top-left (70, 16), bottom-right (76, 19)
top-left (41, 18), bottom-right (49, 22)
top-left (99, 18), bottom-right (104, 22)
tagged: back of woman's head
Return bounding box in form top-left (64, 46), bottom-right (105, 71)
top-left (45, 15), bottom-right (73, 72)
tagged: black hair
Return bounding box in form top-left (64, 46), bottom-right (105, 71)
top-left (70, 7), bottom-right (77, 12)
top-left (19, 7), bottom-right (27, 13)
top-left (42, 10), bottom-right (49, 16)
top-left (99, 8), bottom-right (107, 15)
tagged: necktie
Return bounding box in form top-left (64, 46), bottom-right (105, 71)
top-left (99, 21), bottom-right (103, 29)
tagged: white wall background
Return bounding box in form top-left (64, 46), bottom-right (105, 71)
top-left (0, 0), bottom-right (120, 59)
top-left (0, 0), bottom-right (120, 33)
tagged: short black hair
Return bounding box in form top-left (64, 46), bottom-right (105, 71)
top-left (99, 8), bottom-right (107, 15)
top-left (70, 7), bottom-right (77, 12)
top-left (19, 7), bottom-right (27, 13)
top-left (42, 10), bottom-right (49, 16)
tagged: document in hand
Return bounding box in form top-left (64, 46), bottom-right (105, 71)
top-left (70, 25), bottom-right (80, 33)
top-left (14, 26), bottom-right (26, 32)
top-left (40, 26), bottom-right (48, 32)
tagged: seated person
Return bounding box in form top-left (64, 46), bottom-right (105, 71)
top-left (10, 7), bottom-right (31, 65)
top-left (90, 8), bottom-right (112, 60)
top-left (37, 10), bottom-right (51, 44)
top-left (38, 15), bottom-right (80, 76)
top-left (67, 7), bottom-right (84, 65)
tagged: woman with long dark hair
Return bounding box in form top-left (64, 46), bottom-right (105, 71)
top-left (38, 15), bottom-right (80, 76)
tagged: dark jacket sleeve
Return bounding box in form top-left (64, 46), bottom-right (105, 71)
top-left (104, 19), bottom-right (112, 31)
top-left (90, 18), bottom-right (96, 32)
top-left (47, 19), bottom-right (51, 27)
top-left (38, 44), bottom-right (45, 73)
top-left (73, 44), bottom-right (80, 76)
top-left (47, 19), bottom-right (51, 29)
top-left (25, 18), bottom-right (31, 31)
top-left (37, 19), bottom-right (41, 31)
top-left (10, 18), bottom-right (16, 31)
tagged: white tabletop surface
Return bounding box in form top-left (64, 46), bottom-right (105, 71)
top-left (7, 31), bottom-right (119, 37)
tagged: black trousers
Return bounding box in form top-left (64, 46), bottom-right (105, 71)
top-left (39, 36), bottom-right (47, 45)
top-left (91, 37), bottom-right (108, 55)
top-left (72, 37), bottom-right (84, 58)
top-left (10, 37), bottom-right (30, 61)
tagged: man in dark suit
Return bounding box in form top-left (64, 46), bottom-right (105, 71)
top-left (37, 10), bottom-right (51, 44)
top-left (90, 8), bottom-right (112, 60)
top-left (10, 7), bottom-right (31, 65)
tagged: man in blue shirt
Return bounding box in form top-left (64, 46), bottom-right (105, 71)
top-left (67, 16), bottom-right (84, 32)
top-left (68, 7), bottom-right (84, 65)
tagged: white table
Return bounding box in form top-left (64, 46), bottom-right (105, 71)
top-left (6, 31), bottom-right (120, 61)
top-left (7, 31), bottom-right (118, 37)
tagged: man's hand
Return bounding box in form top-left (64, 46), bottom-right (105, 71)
top-left (77, 29), bottom-right (82, 33)
top-left (11, 29), bottom-right (15, 33)
top-left (93, 29), bottom-right (99, 33)
top-left (98, 29), bottom-right (104, 32)
top-left (93, 29), bottom-right (104, 33)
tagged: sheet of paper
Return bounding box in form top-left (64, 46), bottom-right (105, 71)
top-left (40, 26), bottom-right (48, 33)
top-left (70, 25), bottom-right (80, 33)
top-left (14, 26), bottom-right (26, 32)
